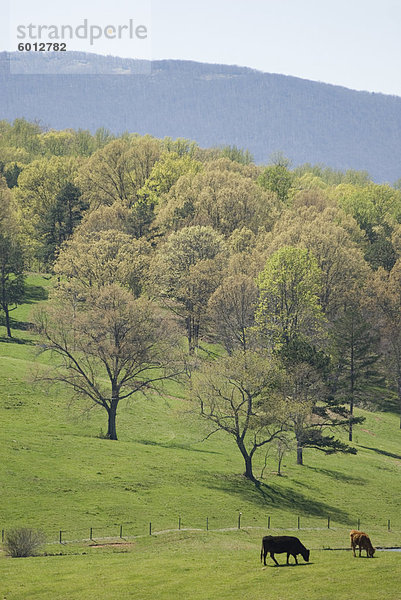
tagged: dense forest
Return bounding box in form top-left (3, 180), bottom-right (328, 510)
top-left (2, 51), bottom-right (401, 182)
top-left (1, 118), bottom-right (401, 483)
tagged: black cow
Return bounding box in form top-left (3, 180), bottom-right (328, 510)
top-left (260, 535), bottom-right (310, 566)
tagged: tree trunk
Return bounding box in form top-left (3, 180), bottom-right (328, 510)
top-left (194, 319), bottom-right (200, 352)
top-left (348, 397), bottom-right (354, 442)
top-left (243, 453), bottom-right (256, 481)
top-left (186, 315), bottom-right (194, 355)
top-left (296, 435), bottom-right (303, 465)
top-left (106, 396), bottom-right (119, 440)
top-left (237, 438), bottom-right (258, 482)
top-left (398, 377), bottom-right (401, 429)
top-left (3, 304), bottom-right (12, 338)
top-left (296, 443), bottom-right (303, 466)
top-left (107, 408), bottom-right (117, 440)
top-left (349, 323), bottom-right (355, 442)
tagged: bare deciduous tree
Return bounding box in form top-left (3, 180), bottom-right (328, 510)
top-left (34, 284), bottom-right (181, 440)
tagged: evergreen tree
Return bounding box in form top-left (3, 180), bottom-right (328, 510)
top-left (281, 340), bottom-right (359, 465)
top-left (331, 306), bottom-right (384, 441)
top-left (37, 182), bottom-right (87, 265)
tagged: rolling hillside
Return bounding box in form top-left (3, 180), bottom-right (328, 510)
top-left (0, 275), bottom-right (401, 599)
top-left (0, 275), bottom-right (400, 541)
top-left (1, 51), bottom-right (401, 182)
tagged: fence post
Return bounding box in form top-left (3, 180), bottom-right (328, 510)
top-left (59, 530), bottom-right (63, 544)
top-left (90, 527), bottom-right (93, 540)
top-left (328, 516), bottom-right (330, 529)
top-left (1, 529), bottom-right (4, 543)
top-left (268, 516), bottom-right (270, 529)
top-left (206, 517), bottom-right (209, 531)
top-left (178, 516), bottom-right (181, 531)
top-left (149, 522), bottom-right (152, 536)
top-left (120, 525), bottom-right (123, 539)
top-left (238, 512), bottom-right (242, 529)
top-left (388, 519), bottom-right (391, 531)
top-left (297, 516), bottom-right (300, 530)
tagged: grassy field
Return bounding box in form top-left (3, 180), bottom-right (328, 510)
top-left (0, 275), bottom-right (400, 598)
top-left (1, 531), bottom-right (400, 600)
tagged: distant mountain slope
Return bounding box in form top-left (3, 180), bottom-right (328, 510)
top-left (1, 51), bottom-right (401, 182)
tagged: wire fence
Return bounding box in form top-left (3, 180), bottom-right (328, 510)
top-left (2, 513), bottom-right (400, 546)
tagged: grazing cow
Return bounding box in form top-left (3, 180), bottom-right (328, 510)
top-left (260, 535), bottom-right (310, 566)
top-left (350, 530), bottom-right (375, 558)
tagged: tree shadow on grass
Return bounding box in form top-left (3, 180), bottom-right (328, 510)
top-left (136, 439), bottom-right (222, 455)
top-left (359, 445), bottom-right (401, 461)
top-left (9, 319), bottom-right (32, 332)
top-left (265, 562), bottom-right (313, 568)
top-left (303, 465), bottom-right (366, 485)
top-left (373, 395), bottom-right (399, 414)
top-left (23, 284), bottom-right (49, 304)
top-left (0, 333), bottom-right (34, 345)
top-left (205, 473), bottom-right (353, 525)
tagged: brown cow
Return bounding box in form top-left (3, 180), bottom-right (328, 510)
top-left (350, 530), bottom-right (375, 557)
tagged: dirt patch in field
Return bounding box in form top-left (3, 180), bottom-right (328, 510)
top-left (89, 542), bottom-right (135, 549)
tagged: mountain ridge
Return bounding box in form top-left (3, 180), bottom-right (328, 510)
top-left (1, 51), bottom-right (401, 182)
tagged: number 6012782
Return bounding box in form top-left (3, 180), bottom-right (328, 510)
top-left (17, 42), bottom-right (67, 51)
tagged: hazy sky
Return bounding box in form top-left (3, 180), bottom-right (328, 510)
top-left (3, 0), bottom-right (401, 96)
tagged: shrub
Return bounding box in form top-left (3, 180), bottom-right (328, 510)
top-left (5, 527), bottom-right (45, 558)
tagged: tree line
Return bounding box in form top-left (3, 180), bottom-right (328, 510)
top-left (1, 119), bottom-right (401, 483)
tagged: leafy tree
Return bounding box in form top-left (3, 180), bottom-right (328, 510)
top-left (293, 164), bottom-right (370, 186)
top-left (256, 246), bottom-right (358, 463)
top-left (161, 137), bottom-right (199, 157)
top-left (0, 236), bottom-right (24, 338)
top-left (35, 284), bottom-right (180, 440)
top-left (265, 204), bottom-right (369, 316)
top-left (273, 434), bottom-right (294, 476)
top-left (219, 145), bottom-right (254, 165)
top-left (93, 127), bottom-right (115, 150)
top-left (335, 183), bottom-right (401, 271)
top-left (136, 152), bottom-right (202, 236)
top-left (15, 156), bottom-right (81, 266)
top-left (76, 202), bottom-right (134, 236)
top-left (2, 118), bottom-right (42, 158)
top-left (76, 139), bottom-right (137, 209)
top-left (208, 274), bottom-right (258, 353)
top-left (258, 155), bottom-right (294, 203)
top-left (227, 227), bottom-right (256, 255)
top-left (256, 246), bottom-right (324, 351)
top-left (0, 180), bottom-right (25, 337)
top-left (152, 226), bottom-right (226, 353)
top-left (54, 229), bottom-right (151, 299)
top-left (41, 130), bottom-right (75, 156)
top-left (156, 163), bottom-right (277, 236)
top-left (364, 234), bottom-right (397, 272)
top-left (369, 261), bottom-right (401, 427)
top-left (193, 351), bottom-right (285, 483)
top-left (139, 152), bottom-right (202, 205)
top-left (76, 136), bottom-right (161, 210)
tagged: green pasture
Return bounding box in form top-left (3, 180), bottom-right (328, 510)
top-left (0, 275), bottom-right (400, 598)
top-left (1, 531), bottom-right (400, 600)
